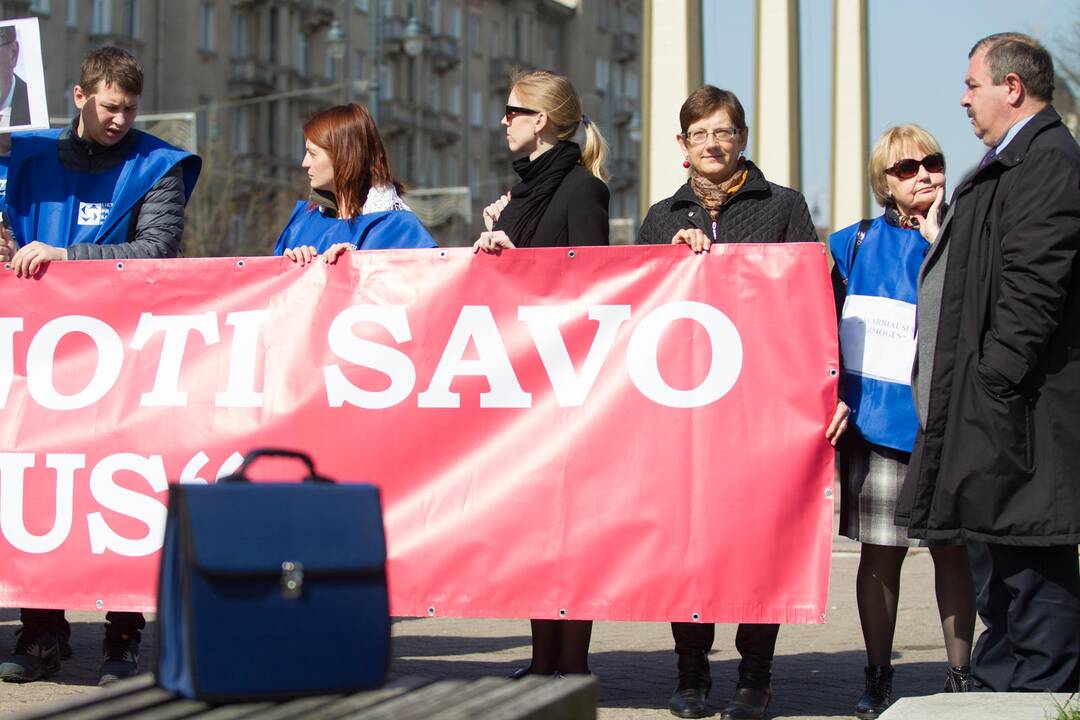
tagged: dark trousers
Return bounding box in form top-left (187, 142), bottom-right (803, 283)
top-left (968, 542), bottom-right (1080, 692)
top-left (21, 609), bottom-right (146, 640)
top-left (672, 622), bottom-right (780, 683)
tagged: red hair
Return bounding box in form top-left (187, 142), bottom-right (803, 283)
top-left (303, 104), bottom-right (404, 218)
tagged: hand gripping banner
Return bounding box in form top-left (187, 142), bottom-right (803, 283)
top-left (0, 244), bottom-right (838, 623)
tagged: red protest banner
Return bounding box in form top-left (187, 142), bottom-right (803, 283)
top-left (0, 244), bottom-right (837, 623)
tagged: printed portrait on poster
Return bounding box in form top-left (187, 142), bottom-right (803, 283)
top-left (0, 18), bottom-right (49, 133)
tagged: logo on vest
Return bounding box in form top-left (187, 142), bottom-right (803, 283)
top-left (0, 179), bottom-right (7, 198)
top-left (78, 202), bottom-right (113, 226)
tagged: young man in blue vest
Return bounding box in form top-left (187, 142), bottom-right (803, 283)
top-left (0, 46), bottom-right (200, 685)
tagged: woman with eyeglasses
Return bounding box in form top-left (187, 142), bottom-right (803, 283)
top-left (475, 69), bottom-right (609, 679)
top-left (828, 125), bottom-right (974, 719)
top-left (275, 103), bottom-right (435, 265)
top-left (638, 86), bottom-right (819, 720)
top-left (474, 69), bottom-right (609, 253)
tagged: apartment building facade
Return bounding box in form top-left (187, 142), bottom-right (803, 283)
top-left (3, 0), bottom-right (641, 251)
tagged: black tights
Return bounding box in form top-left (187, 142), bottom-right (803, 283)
top-left (527, 619), bottom-right (593, 675)
top-left (856, 543), bottom-right (975, 667)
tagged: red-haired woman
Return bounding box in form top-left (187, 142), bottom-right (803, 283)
top-left (275, 103), bottom-right (435, 264)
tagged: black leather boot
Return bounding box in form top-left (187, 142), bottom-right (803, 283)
top-left (943, 665), bottom-right (971, 692)
top-left (854, 665), bottom-right (894, 719)
top-left (720, 678), bottom-right (772, 719)
top-left (669, 651), bottom-right (711, 719)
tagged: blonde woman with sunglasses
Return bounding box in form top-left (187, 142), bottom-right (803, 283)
top-left (828, 124), bottom-right (975, 719)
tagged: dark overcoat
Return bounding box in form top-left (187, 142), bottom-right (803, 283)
top-left (896, 106), bottom-right (1080, 545)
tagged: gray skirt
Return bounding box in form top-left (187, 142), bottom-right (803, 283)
top-left (838, 434), bottom-right (953, 547)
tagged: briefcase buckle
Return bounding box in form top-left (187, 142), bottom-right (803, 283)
top-left (281, 561), bottom-right (304, 600)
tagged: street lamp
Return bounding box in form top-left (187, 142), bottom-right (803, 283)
top-left (403, 16), bottom-right (425, 58)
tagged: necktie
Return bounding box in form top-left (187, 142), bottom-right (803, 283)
top-left (979, 148), bottom-right (997, 168)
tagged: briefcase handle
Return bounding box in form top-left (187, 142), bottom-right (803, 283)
top-left (221, 449), bottom-right (334, 484)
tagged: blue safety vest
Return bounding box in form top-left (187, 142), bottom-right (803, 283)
top-left (5, 128), bottom-right (200, 248)
top-left (829, 215), bottom-right (930, 452)
top-left (0, 154), bottom-right (8, 218)
top-left (273, 201), bottom-right (437, 255)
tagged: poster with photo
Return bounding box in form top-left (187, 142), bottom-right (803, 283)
top-left (0, 17), bottom-right (49, 134)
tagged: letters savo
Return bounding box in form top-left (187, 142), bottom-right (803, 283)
top-left (0, 302), bottom-right (742, 412)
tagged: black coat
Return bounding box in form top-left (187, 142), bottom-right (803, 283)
top-left (528, 164), bottom-right (610, 248)
top-left (637, 161), bottom-right (817, 246)
top-left (897, 106), bottom-right (1080, 545)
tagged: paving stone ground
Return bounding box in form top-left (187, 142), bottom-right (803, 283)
top-left (0, 541), bottom-right (970, 719)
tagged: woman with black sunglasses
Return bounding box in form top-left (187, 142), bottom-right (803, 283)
top-left (474, 69), bottom-right (609, 253)
top-left (475, 69), bottom-right (609, 679)
top-left (828, 125), bottom-right (975, 719)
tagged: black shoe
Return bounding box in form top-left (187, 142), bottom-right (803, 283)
top-left (97, 633), bottom-right (140, 686)
top-left (943, 665), bottom-right (971, 693)
top-left (0, 626), bottom-right (61, 683)
top-left (720, 684), bottom-right (772, 719)
top-left (854, 665), bottom-right (894, 719)
top-left (669, 652), bottom-right (711, 719)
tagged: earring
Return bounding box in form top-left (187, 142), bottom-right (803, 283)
top-left (682, 160), bottom-right (690, 168)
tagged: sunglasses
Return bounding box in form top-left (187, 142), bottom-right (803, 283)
top-left (504, 105), bottom-right (539, 120)
top-left (884, 153), bottom-right (945, 179)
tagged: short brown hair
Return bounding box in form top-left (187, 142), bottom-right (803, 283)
top-left (969, 32), bottom-right (1054, 102)
top-left (868, 125), bottom-right (944, 207)
top-left (79, 46), bottom-right (143, 96)
top-left (679, 86), bottom-right (747, 134)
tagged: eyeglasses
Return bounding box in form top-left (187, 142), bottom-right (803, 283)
top-left (504, 105), bottom-right (539, 120)
top-left (684, 127), bottom-right (740, 145)
top-left (884, 153), bottom-right (945, 179)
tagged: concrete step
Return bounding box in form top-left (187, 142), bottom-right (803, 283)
top-left (880, 692), bottom-right (1077, 719)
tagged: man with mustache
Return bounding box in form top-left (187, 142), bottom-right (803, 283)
top-left (0, 46), bottom-right (199, 685)
top-left (897, 32), bottom-right (1080, 692)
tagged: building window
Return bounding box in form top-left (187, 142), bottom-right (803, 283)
top-left (231, 13), bottom-right (246, 58)
top-left (427, 0), bottom-right (440, 35)
top-left (125, 0), bottom-right (139, 38)
top-left (90, 0), bottom-right (111, 33)
top-left (199, 3), bottom-right (215, 52)
top-left (597, 0), bottom-right (609, 30)
top-left (326, 48), bottom-right (340, 80)
top-left (29, 0), bottom-right (50, 14)
top-left (489, 21), bottom-right (499, 58)
top-left (469, 89), bottom-right (482, 128)
top-left (468, 13), bottom-right (480, 56)
top-left (448, 82), bottom-right (461, 116)
top-left (430, 77), bottom-right (440, 112)
top-left (66, 0), bottom-right (77, 28)
top-left (595, 57), bottom-right (609, 94)
top-left (355, 0), bottom-right (370, 11)
top-left (232, 109), bottom-right (250, 154)
top-left (447, 5), bottom-right (461, 39)
top-left (354, 50), bottom-right (365, 85)
top-left (512, 15), bottom-right (527, 59)
top-left (298, 32), bottom-right (309, 75)
top-left (380, 64), bottom-right (394, 100)
top-left (488, 97), bottom-right (501, 126)
top-left (447, 157), bottom-right (459, 185)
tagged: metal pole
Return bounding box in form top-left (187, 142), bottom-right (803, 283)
top-left (370, 0), bottom-right (380, 122)
top-left (341, 0), bottom-right (352, 104)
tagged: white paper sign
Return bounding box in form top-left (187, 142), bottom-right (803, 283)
top-left (0, 17), bottom-right (49, 134)
top-left (839, 294), bottom-right (917, 385)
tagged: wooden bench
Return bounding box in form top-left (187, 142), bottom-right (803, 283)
top-left (7, 673), bottom-right (597, 720)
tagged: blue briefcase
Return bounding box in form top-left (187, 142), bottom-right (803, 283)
top-left (156, 449), bottom-right (390, 701)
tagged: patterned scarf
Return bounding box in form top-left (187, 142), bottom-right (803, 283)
top-left (689, 158), bottom-right (749, 220)
top-left (886, 205), bottom-right (921, 230)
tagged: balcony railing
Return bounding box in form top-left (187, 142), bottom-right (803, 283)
top-left (429, 35), bottom-right (460, 72)
top-left (613, 31), bottom-right (639, 62)
top-left (607, 157), bottom-right (639, 190)
top-left (228, 57), bottom-right (275, 96)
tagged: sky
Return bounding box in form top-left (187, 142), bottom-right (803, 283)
top-left (701, 0), bottom-right (1077, 226)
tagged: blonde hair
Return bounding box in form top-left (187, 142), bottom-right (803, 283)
top-left (511, 69), bottom-right (609, 181)
top-left (868, 124), bottom-right (944, 207)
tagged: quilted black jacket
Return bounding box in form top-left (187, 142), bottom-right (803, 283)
top-left (57, 116), bottom-right (188, 260)
top-left (637, 161), bottom-right (817, 245)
